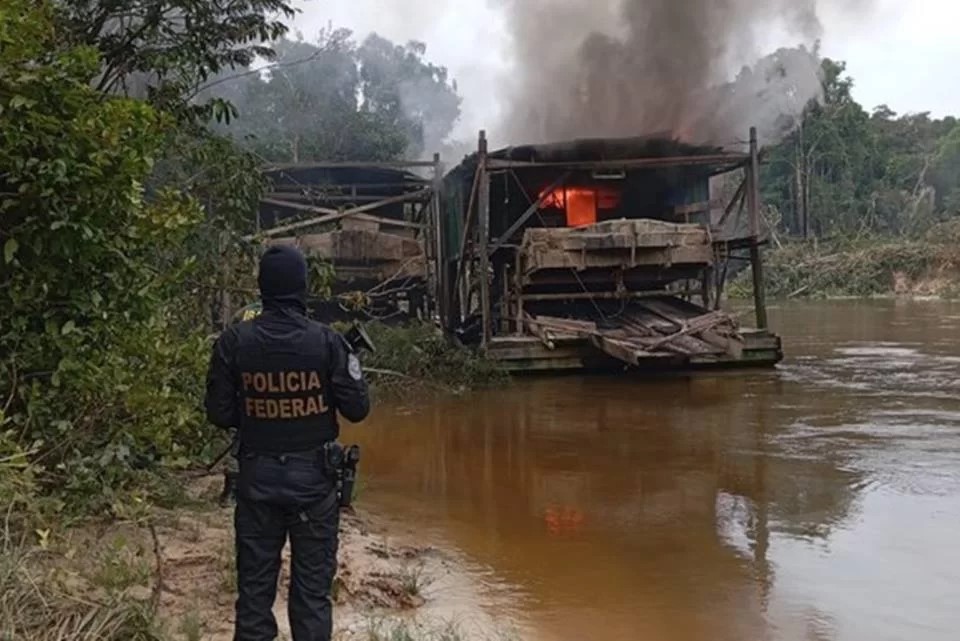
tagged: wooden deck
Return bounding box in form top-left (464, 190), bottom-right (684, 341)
top-left (485, 328), bottom-right (783, 373)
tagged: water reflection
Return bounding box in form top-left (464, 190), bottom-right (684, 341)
top-left (353, 300), bottom-right (960, 641)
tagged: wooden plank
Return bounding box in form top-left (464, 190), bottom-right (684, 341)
top-left (588, 335), bottom-right (655, 366)
top-left (699, 329), bottom-right (744, 359)
top-left (263, 160), bottom-right (439, 170)
top-left (487, 171), bottom-right (571, 256)
top-left (673, 201), bottom-right (712, 216)
top-left (486, 154), bottom-right (749, 171)
top-left (478, 132), bottom-right (492, 348)
top-left (531, 315), bottom-right (598, 333)
top-left (645, 311), bottom-right (731, 351)
top-left (253, 189), bottom-right (432, 240)
top-left (522, 245), bottom-right (713, 273)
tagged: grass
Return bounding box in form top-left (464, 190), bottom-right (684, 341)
top-left (0, 533), bottom-right (163, 641)
top-left (398, 562), bottom-right (430, 600)
top-left (177, 609), bottom-right (204, 641)
top-left (362, 618), bottom-right (465, 641)
top-left (218, 537), bottom-right (237, 593)
top-left (92, 536), bottom-right (153, 594)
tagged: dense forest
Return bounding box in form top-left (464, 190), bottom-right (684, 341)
top-left (762, 58), bottom-right (960, 239)
top-left (752, 57), bottom-right (960, 298)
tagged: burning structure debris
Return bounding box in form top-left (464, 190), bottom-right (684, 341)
top-left (436, 129), bottom-right (782, 371)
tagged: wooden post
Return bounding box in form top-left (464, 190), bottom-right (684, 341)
top-left (431, 152), bottom-right (445, 324)
top-left (747, 127), bottom-right (769, 330)
top-left (515, 249), bottom-right (524, 334)
top-left (478, 130), bottom-right (492, 349)
top-left (500, 263), bottom-right (510, 334)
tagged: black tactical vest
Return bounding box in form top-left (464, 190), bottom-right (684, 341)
top-left (234, 319), bottom-right (338, 454)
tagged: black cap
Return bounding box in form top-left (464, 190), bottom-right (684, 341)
top-left (258, 245), bottom-right (308, 298)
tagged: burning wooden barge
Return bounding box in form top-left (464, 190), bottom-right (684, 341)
top-left (433, 128), bottom-right (783, 372)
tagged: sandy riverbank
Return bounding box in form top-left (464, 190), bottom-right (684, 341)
top-left (145, 476), bottom-right (524, 641)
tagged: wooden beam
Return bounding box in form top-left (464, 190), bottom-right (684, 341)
top-left (250, 189), bottom-right (432, 240)
top-left (716, 179), bottom-right (746, 229)
top-left (431, 152), bottom-right (445, 323)
top-left (589, 335), bottom-right (645, 366)
top-left (262, 160), bottom-right (440, 170)
top-left (264, 193), bottom-right (422, 204)
top-left (645, 311), bottom-right (730, 351)
top-left (487, 171), bottom-right (571, 256)
top-left (747, 126), bottom-right (769, 330)
top-left (268, 181), bottom-right (430, 191)
top-left (261, 198), bottom-right (338, 217)
top-left (478, 131), bottom-right (492, 348)
top-left (518, 289), bottom-right (698, 302)
top-left (453, 163), bottom-right (482, 302)
top-left (486, 154), bottom-right (749, 172)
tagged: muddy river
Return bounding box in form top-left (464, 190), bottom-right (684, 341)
top-left (354, 300), bottom-right (960, 641)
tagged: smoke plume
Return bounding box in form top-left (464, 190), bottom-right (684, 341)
top-left (495, 0), bottom-right (866, 149)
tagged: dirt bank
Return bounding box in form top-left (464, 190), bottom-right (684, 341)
top-left (146, 476), bottom-right (522, 641)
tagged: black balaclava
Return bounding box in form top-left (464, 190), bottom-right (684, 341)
top-left (258, 244), bottom-right (308, 313)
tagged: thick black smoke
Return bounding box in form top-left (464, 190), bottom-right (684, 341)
top-left (496, 0), bottom-right (867, 148)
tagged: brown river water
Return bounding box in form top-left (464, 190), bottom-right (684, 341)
top-left (353, 300), bottom-right (960, 641)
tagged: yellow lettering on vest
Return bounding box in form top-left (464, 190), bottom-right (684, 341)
top-left (316, 393), bottom-right (329, 413)
top-left (245, 397), bottom-right (255, 417)
top-left (286, 371), bottom-right (301, 393)
top-left (307, 371), bottom-right (322, 391)
top-left (254, 398), bottom-right (267, 417)
top-left (267, 372), bottom-right (281, 393)
top-left (304, 395), bottom-right (319, 416)
top-left (241, 372), bottom-right (253, 391)
top-left (253, 373), bottom-right (267, 393)
top-left (265, 399), bottom-right (279, 419)
top-left (279, 398), bottom-right (292, 419)
top-left (291, 398), bottom-right (306, 417)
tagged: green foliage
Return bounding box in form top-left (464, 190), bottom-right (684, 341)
top-left (761, 58), bottom-right (960, 239)
top-left (55, 0), bottom-right (296, 123)
top-left (0, 1), bottom-right (223, 516)
top-left (347, 322), bottom-right (508, 396)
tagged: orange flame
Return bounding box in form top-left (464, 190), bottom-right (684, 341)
top-left (540, 185), bottom-right (621, 227)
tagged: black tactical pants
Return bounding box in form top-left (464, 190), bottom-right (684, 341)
top-left (234, 452), bottom-right (339, 641)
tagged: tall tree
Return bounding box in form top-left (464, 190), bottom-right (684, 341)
top-left (207, 31), bottom-right (462, 162)
top-left (55, 0), bottom-right (296, 122)
top-left (762, 57), bottom-right (960, 239)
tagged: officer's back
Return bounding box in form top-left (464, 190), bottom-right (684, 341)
top-left (204, 244), bottom-right (369, 641)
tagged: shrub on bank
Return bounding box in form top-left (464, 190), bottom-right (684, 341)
top-left (336, 321), bottom-right (509, 397)
top-left (730, 227), bottom-right (960, 299)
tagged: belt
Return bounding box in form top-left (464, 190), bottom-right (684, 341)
top-left (240, 444), bottom-right (330, 463)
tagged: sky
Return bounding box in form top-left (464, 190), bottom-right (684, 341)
top-left (288, 0), bottom-right (960, 145)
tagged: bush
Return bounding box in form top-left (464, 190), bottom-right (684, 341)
top-left (0, 1), bottom-right (211, 516)
top-left (338, 321), bottom-right (508, 397)
top-left (730, 230), bottom-right (960, 299)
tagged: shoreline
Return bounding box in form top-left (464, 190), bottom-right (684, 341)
top-left (729, 292), bottom-right (957, 303)
top-left (149, 475), bottom-right (525, 641)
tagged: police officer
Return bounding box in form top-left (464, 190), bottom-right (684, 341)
top-left (204, 245), bottom-right (370, 641)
